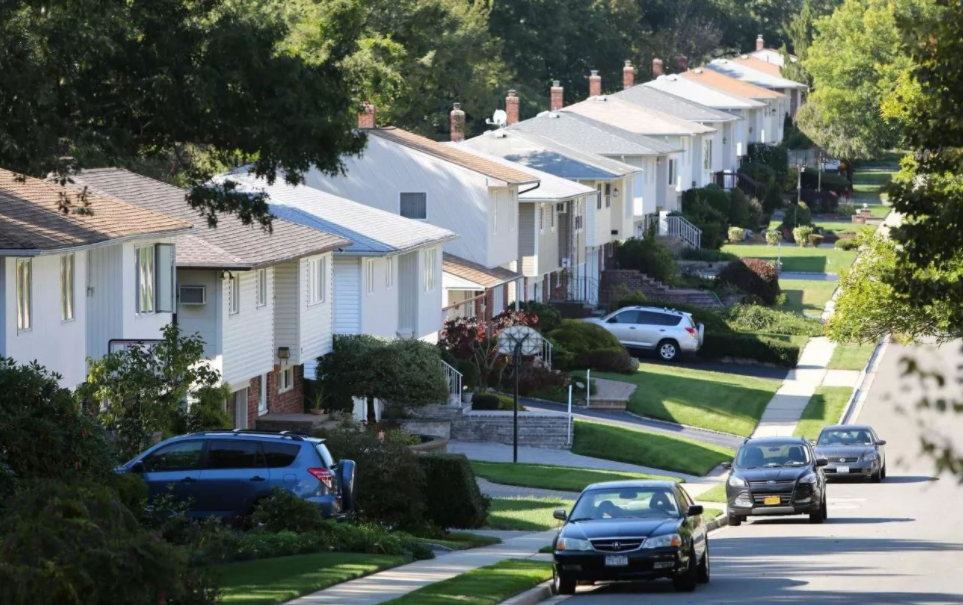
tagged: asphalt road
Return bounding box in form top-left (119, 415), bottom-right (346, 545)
top-left (547, 340), bottom-right (963, 604)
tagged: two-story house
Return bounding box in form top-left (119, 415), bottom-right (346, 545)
top-left (0, 169), bottom-right (191, 389)
top-left (707, 58), bottom-right (807, 127)
top-left (301, 121), bottom-right (539, 321)
top-left (75, 168), bottom-right (350, 429)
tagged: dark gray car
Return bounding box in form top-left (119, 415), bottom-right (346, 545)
top-left (814, 424), bottom-right (887, 482)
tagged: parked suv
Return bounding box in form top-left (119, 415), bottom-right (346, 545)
top-left (117, 430), bottom-right (355, 518)
top-left (586, 306), bottom-right (704, 361)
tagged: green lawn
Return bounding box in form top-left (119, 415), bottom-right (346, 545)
top-left (217, 553), bottom-right (405, 605)
top-left (852, 183), bottom-right (884, 202)
top-left (852, 170), bottom-right (896, 185)
top-left (813, 220), bottom-right (862, 234)
top-left (827, 342), bottom-right (877, 371)
top-left (572, 421), bottom-right (735, 477)
top-left (417, 532), bottom-right (502, 551)
top-left (382, 560), bottom-right (553, 605)
top-left (868, 205), bottom-right (891, 219)
top-left (722, 244), bottom-right (858, 273)
top-left (778, 279), bottom-right (837, 315)
top-left (471, 461), bottom-right (680, 493)
top-left (703, 508), bottom-right (724, 520)
top-left (487, 497), bottom-right (569, 531)
top-left (696, 483), bottom-right (727, 504)
top-left (792, 386), bottom-right (854, 440)
top-left (597, 364), bottom-right (780, 437)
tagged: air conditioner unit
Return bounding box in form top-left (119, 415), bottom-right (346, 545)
top-left (179, 285), bottom-right (206, 305)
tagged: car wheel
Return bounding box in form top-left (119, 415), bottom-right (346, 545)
top-left (809, 496), bottom-right (827, 524)
top-left (658, 340), bottom-right (679, 362)
top-left (697, 541), bottom-right (710, 584)
top-left (338, 459), bottom-right (357, 513)
top-left (673, 547), bottom-right (699, 592)
top-left (880, 464), bottom-right (887, 481)
top-left (728, 512), bottom-right (742, 527)
top-left (553, 568), bottom-right (576, 595)
top-left (871, 468), bottom-right (882, 483)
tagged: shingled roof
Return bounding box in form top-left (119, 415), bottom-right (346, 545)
top-left (681, 68), bottom-right (786, 100)
top-left (442, 253), bottom-right (521, 288)
top-left (0, 169), bottom-right (191, 254)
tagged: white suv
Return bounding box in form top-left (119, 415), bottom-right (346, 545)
top-left (586, 306), bottom-right (704, 361)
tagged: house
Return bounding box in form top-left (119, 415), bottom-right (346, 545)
top-left (74, 168), bottom-right (350, 429)
top-left (0, 169), bottom-right (191, 389)
top-left (747, 35), bottom-right (797, 68)
top-left (707, 58), bottom-right (807, 121)
top-left (301, 116), bottom-right (539, 320)
top-left (224, 172), bottom-right (458, 342)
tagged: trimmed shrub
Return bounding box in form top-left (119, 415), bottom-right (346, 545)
top-left (835, 238), bottom-right (859, 250)
top-left (547, 321), bottom-right (635, 373)
top-left (782, 202), bottom-right (812, 229)
top-left (516, 301), bottom-right (563, 333)
top-left (747, 143), bottom-right (789, 181)
top-left (793, 226), bottom-right (814, 246)
top-left (680, 248), bottom-right (738, 262)
top-left (727, 226), bottom-right (746, 244)
top-left (728, 187), bottom-right (752, 228)
top-left (617, 235), bottom-right (677, 284)
top-left (112, 473), bottom-right (149, 519)
top-left (723, 305), bottom-right (824, 337)
top-left (762, 182), bottom-right (785, 215)
top-left (699, 332), bottom-right (803, 367)
top-left (252, 488), bottom-right (325, 533)
top-left (579, 348), bottom-right (637, 374)
top-left (417, 454), bottom-right (489, 530)
top-left (716, 259), bottom-right (781, 305)
top-left (550, 342), bottom-right (576, 372)
top-left (807, 234), bottom-right (825, 247)
top-left (472, 393), bottom-right (522, 411)
top-left (765, 230), bottom-right (782, 246)
top-left (681, 188), bottom-right (728, 250)
top-left (837, 203), bottom-right (858, 217)
top-left (184, 384), bottom-right (233, 432)
top-left (504, 365), bottom-right (569, 397)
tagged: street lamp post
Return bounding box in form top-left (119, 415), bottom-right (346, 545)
top-left (796, 161), bottom-right (805, 208)
top-left (817, 153), bottom-right (824, 194)
top-left (497, 326), bottom-right (542, 463)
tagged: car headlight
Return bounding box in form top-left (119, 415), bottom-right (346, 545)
top-left (862, 451), bottom-right (877, 462)
top-left (728, 474), bottom-right (747, 488)
top-left (556, 537), bottom-right (592, 551)
top-left (798, 473), bottom-right (818, 485)
top-left (641, 533), bottom-right (682, 549)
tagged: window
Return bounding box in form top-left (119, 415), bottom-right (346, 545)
top-left (424, 248), bottom-right (436, 292)
top-left (206, 441), bottom-right (263, 470)
top-left (57, 253), bottom-right (75, 322)
top-left (539, 206), bottom-right (545, 233)
top-left (604, 184), bottom-right (612, 208)
top-left (596, 184), bottom-right (603, 210)
top-left (400, 192), bottom-right (427, 220)
top-left (668, 160), bottom-right (676, 186)
top-left (386, 256), bottom-right (394, 289)
top-left (136, 247), bottom-right (155, 313)
top-left (256, 268), bottom-right (268, 308)
top-left (228, 273), bottom-right (240, 315)
top-left (365, 259), bottom-right (375, 295)
top-left (136, 244), bottom-right (174, 313)
top-left (143, 440), bottom-right (204, 472)
top-left (704, 139), bottom-right (712, 170)
top-left (278, 366), bottom-right (294, 393)
top-left (308, 257), bottom-right (326, 305)
top-left (551, 205), bottom-right (556, 230)
top-left (16, 259), bottom-right (32, 332)
top-left (263, 442), bottom-right (301, 468)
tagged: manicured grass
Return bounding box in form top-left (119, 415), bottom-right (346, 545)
top-left (703, 508), bottom-right (724, 520)
top-left (827, 342), bottom-right (877, 371)
top-left (792, 386), bottom-right (854, 440)
top-left (417, 532), bottom-right (502, 551)
top-left (539, 544), bottom-right (555, 553)
top-left (487, 497), bottom-right (569, 531)
top-left (869, 205), bottom-right (891, 219)
top-left (217, 553), bottom-right (405, 605)
top-left (382, 560), bottom-right (553, 605)
top-left (778, 279), bottom-right (837, 315)
top-left (852, 171), bottom-right (896, 185)
top-left (722, 244), bottom-right (858, 273)
top-left (696, 483), bottom-right (728, 504)
top-left (572, 421), bottom-right (735, 477)
top-left (813, 220), bottom-right (862, 234)
top-left (470, 461), bottom-right (680, 493)
top-left (597, 364), bottom-right (780, 437)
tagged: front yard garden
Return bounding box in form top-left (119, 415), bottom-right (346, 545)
top-left (382, 560), bottom-right (553, 605)
top-left (722, 243), bottom-right (858, 274)
top-left (793, 386), bottom-right (854, 440)
top-left (471, 461), bottom-right (679, 492)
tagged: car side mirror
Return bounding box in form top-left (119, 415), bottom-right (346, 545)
top-left (876, 440), bottom-right (887, 446)
top-left (553, 509), bottom-right (568, 521)
top-left (721, 461), bottom-right (732, 470)
top-left (129, 461), bottom-right (145, 474)
top-left (607, 317), bottom-right (618, 324)
top-left (816, 458), bottom-right (828, 467)
top-left (687, 505), bottom-right (704, 516)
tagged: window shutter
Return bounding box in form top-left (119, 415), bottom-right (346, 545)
top-left (155, 244), bottom-right (175, 313)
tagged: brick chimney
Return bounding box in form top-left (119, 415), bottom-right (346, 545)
top-left (676, 54), bottom-right (689, 72)
top-left (358, 101), bottom-right (376, 129)
top-left (652, 57), bottom-right (664, 78)
top-left (506, 90), bottom-right (519, 126)
top-left (450, 103), bottom-right (465, 142)
top-left (756, 34), bottom-right (765, 51)
top-left (550, 80), bottom-right (564, 111)
top-left (589, 70), bottom-right (602, 97)
top-left (623, 60), bottom-right (635, 89)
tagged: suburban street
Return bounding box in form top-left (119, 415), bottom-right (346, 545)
top-left (548, 340), bottom-right (963, 604)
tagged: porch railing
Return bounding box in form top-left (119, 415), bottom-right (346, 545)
top-left (539, 339), bottom-right (554, 370)
top-left (660, 213), bottom-right (702, 249)
top-left (441, 360), bottom-right (463, 406)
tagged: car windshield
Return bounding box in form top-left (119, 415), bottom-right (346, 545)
top-left (735, 443), bottom-right (811, 468)
top-left (569, 487), bottom-right (680, 521)
top-left (818, 429), bottom-right (874, 446)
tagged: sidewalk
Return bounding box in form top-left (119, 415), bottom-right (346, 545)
top-left (289, 530), bottom-right (555, 605)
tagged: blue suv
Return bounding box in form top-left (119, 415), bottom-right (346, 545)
top-left (118, 430), bottom-right (355, 518)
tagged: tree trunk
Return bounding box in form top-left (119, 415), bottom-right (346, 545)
top-left (366, 396), bottom-right (377, 424)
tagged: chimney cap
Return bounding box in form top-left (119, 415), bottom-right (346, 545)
top-left (552, 79), bottom-right (561, 87)
top-left (452, 102), bottom-right (463, 111)
top-left (757, 34), bottom-right (764, 39)
top-left (590, 69), bottom-right (599, 76)
top-left (508, 89), bottom-right (517, 96)
top-left (625, 60), bottom-right (633, 67)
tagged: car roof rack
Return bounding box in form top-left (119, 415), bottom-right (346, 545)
top-left (199, 429), bottom-right (306, 441)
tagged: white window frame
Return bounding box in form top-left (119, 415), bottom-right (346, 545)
top-left (258, 374), bottom-right (268, 415)
top-left (60, 253), bottom-right (75, 322)
top-left (308, 256), bottom-right (326, 306)
top-left (424, 248), bottom-right (436, 292)
top-left (604, 184), bottom-right (612, 208)
top-left (551, 205), bottom-right (556, 231)
top-left (16, 258), bottom-right (31, 332)
top-left (228, 273), bottom-right (240, 315)
top-left (278, 366), bottom-right (294, 394)
top-left (136, 246), bottom-right (155, 313)
top-left (255, 268), bottom-right (268, 308)
top-left (399, 192), bottom-right (428, 221)
top-left (365, 259), bottom-right (375, 295)
top-left (386, 256), bottom-right (394, 289)
top-left (539, 206), bottom-right (545, 233)
top-left (596, 184), bottom-right (603, 210)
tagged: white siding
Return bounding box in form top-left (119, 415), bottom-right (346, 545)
top-left (220, 269), bottom-right (275, 388)
top-left (416, 246), bottom-right (444, 339)
top-left (360, 256), bottom-right (399, 338)
top-left (86, 244), bottom-right (124, 362)
top-left (487, 188), bottom-right (519, 268)
top-left (583, 180), bottom-right (613, 248)
top-left (333, 257), bottom-right (361, 335)
top-left (2, 254), bottom-right (87, 388)
top-left (299, 252), bottom-right (334, 363)
top-left (398, 251), bottom-right (418, 336)
top-left (536, 204), bottom-right (561, 276)
top-left (491, 284), bottom-right (505, 315)
top-left (519, 205), bottom-right (537, 277)
top-left (176, 269), bottom-right (222, 372)
top-left (273, 260), bottom-right (300, 365)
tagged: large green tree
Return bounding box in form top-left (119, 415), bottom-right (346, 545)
top-left (0, 0), bottom-right (365, 228)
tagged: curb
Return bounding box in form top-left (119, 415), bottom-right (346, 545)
top-left (623, 411), bottom-right (745, 443)
top-left (840, 337), bottom-right (888, 425)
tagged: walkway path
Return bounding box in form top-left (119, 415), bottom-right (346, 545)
top-left (290, 529), bottom-right (555, 605)
top-left (751, 337), bottom-right (835, 437)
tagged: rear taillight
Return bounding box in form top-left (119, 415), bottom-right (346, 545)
top-left (308, 467), bottom-right (334, 489)
top-left (685, 327), bottom-right (697, 338)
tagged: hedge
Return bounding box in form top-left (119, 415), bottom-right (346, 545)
top-left (547, 321), bottom-right (636, 373)
top-left (699, 332), bottom-right (804, 367)
top-left (417, 454), bottom-right (489, 530)
top-left (716, 259), bottom-right (781, 305)
top-left (472, 393), bottom-right (520, 411)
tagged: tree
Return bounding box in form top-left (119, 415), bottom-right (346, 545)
top-left (78, 324), bottom-right (222, 460)
top-left (439, 311), bottom-right (539, 390)
top-left (0, 0), bottom-right (366, 228)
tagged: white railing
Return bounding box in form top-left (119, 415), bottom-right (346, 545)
top-left (441, 360), bottom-right (463, 406)
top-left (539, 339), bottom-right (554, 369)
top-left (659, 212), bottom-right (702, 249)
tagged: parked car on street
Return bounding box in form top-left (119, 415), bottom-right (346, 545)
top-left (551, 480), bottom-right (710, 594)
top-left (585, 306), bottom-right (704, 361)
top-left (814, 424), bottom-right (887, 482)
top-left (724, 436), bottom-right (828, 526)
top-left (116, 430), bottom-right (355, 518)
top-left (821, 158), bottom-right (842, 171)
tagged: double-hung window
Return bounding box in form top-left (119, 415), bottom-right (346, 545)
top-left (604, 184), bottom-right (612, 208)
top-left (255, 268), bottom-right (268, 308)
top-left (228, 274), bottom-right (240, 315)
top-left (136, 244), bottom-right (174, 313)
top-left (424, 248), bottom-right (436, 292)
top-left (16, 259), bottom-right (31, 332)
top-left (308, 257), bottom-right (326, 305)
top-left (278, 366), bottom-right (294, 393)
top-left (365, 259), bottom-right (375, 295)
top-left (60, 253), bottom-right (74, 322)
top-left (386, 257), bottom-right (394, 289)
top-left (400, 192), bottom-right (427, 220)
top-left (136, 247), bottom-right (155, 313)
top-left (596, 184), bottom-right (603, 210)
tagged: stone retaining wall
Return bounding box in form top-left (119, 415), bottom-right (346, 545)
top-left (451, 411), bottom-right (571, 449)
top-left (399, 419), bottom-right (451, 440)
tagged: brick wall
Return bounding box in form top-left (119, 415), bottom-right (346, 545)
top-left (246, 376), bottom-right (261, 429)
top-left (266, 364), bottom-right (305, 415)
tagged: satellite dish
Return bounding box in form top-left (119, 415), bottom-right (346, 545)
top-left (486, 109), bottom-right (508, 128)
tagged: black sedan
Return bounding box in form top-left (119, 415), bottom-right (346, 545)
top-left (814, 424), bottom-right (887, 482)
top-left (551, 480), bottom-right (709, 595)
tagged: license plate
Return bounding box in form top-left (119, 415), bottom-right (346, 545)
top-left (605, 555), bottom-right (629, 567)
top-left (837, 466), bottom-right (850, 474)
top-left (764, 496), bottom-right (781, 506)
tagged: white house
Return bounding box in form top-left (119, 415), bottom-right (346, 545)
top-left (301, 123), bottom-right (539, 321)
top-left (748, 35), bottom-right (796, 68)
top-left (76, 169), bottom-right (350, 429)
top-left (708, 58), bottom-right (807, 124)
top-left (0, 169), bottom-right (191, 389)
